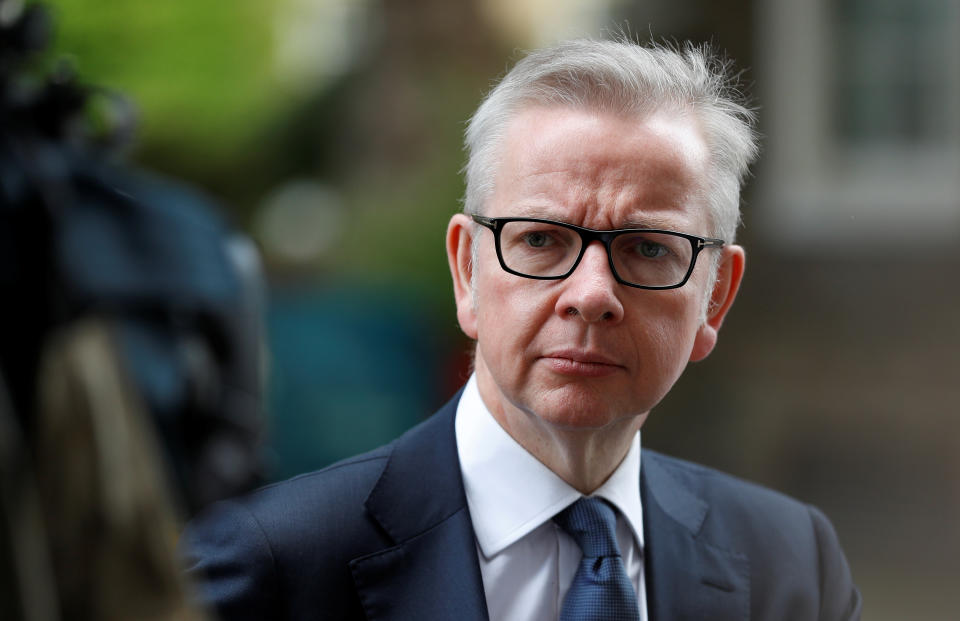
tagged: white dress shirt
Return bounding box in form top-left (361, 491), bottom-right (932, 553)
top-left (455, 374), bottom-right (648, 621)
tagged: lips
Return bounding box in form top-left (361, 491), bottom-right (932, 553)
top-left (540, 349), bottom-right (624, 377)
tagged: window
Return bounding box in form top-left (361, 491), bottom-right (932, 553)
top-left (755, 0), bottom-right (960, 246)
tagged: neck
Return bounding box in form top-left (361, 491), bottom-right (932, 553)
top-left (475, 371), bottom-right (644, 495)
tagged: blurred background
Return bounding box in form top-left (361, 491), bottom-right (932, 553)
top-left (18, 0), bottom-right (960, 618)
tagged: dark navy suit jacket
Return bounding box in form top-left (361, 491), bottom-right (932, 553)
top-left (182, 392), bottom-right (862, 620)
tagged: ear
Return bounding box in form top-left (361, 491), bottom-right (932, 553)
top-left (446, 213), bottom-right (479, 339)
top-left (689, 244), bottom-right (745, 362)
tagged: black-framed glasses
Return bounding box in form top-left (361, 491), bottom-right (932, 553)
top-left (471, 215), bottom-right (724, 290)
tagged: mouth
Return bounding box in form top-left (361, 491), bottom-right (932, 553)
top-left (540, 349), bottom-right (624, 378)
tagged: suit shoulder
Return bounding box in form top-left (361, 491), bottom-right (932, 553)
top-left (186, 443), bottom-right (395, 567)
top-left (643, 449), bottom-right (831, 552)
top-left (181, 444), bottom-right (397, 618)
top-left (243, 443), bottom-right (393, 534)
top-left (188, 399), bottom-right (461, 554)
top-left (181, 400), bottom-right (464, 620)
top-left (643, 451), bottom-right (861, 618)
top-left (253, 444), bottom-right (392, 505)
top-left (645, 449), bottom-right (807, 514)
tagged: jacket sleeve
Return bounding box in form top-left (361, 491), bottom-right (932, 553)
top-left (180, 500), bottom-right (282, 620)
top-left (808, 505), bottom-right (862, 621)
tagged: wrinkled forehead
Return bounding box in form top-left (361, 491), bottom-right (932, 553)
top-left (489, 105), bottom-right (713, 233)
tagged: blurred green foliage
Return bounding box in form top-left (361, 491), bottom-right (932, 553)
top-left (46, 0), bottom-right (280, 167)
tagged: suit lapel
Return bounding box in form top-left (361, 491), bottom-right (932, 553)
top-left (350, 394), bottom-right (489, 621)
top-left (642, 452), bottom-right (750, 621)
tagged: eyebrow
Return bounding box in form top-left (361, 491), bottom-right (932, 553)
top-left (513, 207), bottom-right (686, 231)
top-left (618, 217), bottom-right (685, 230)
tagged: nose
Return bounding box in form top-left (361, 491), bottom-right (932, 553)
top-left (554, 241), bottom-right (624, 323)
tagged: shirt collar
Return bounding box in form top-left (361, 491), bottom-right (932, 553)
top-left (455, 374), bottom-right (644, 559)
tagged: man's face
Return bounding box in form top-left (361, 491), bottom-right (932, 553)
top-left (448, 105), bottom-right (743, 435)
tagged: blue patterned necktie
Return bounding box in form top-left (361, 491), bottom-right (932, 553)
top-left (554, 497), bottom-right (640, 621)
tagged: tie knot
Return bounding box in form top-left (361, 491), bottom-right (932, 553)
top-left (554, 497), bottom-right (621, 559)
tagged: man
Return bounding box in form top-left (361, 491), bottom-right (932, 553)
top-left (182, 39), bottom-right (862, 620)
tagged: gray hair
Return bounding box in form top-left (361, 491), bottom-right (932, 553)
top-left (462, 38), bottom-right (759, 244)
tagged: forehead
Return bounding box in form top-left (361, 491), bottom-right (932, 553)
top-left (490, 105), bottom-right (711, 231)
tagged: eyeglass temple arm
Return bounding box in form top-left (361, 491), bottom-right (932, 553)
top-left (698, 237), bottom-right (725, 249)
top-left (471, 214), bottom-right (497, 228)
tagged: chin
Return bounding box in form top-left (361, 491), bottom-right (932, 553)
top-left (544, 413), bottom-right (623, 431)
top-left (524, 388), bottom-right (640, 431)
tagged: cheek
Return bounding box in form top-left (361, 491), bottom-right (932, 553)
top-left (629, 294), bottom-right (702, 370)
top-left (474, 274), bottom-right (531, 342)
top-left (474, 272), bottom-right (549, 355)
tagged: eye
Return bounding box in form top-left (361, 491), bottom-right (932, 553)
top-left (638, 240), bottom-right (669, 258)
top-left (522, 231), bottom-right (553, 248)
